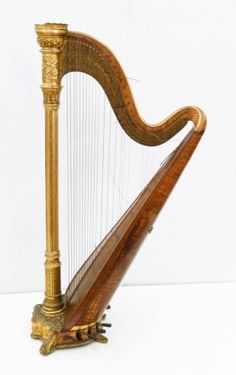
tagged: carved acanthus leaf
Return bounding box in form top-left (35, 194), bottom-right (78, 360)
top-left (37, 36), bottom-right (64, 49)
top-left (42, 55), bottom-right (58, 83)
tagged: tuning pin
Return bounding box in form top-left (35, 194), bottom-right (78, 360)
top-left (106, 305), bottom-right (111, 310)
top-left (102, 323), bottom-right (112, 328)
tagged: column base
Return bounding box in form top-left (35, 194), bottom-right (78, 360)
top-left (31, 304), bottom-right (109, 355)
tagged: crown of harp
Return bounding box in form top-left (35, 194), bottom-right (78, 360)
top-left (31, 23), bottom-right (206, 355)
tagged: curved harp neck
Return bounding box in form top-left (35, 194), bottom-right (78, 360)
top-left (62, 32), bottom-right (206, 144)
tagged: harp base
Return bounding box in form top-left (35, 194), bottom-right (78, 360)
top-left (31, 304), bottom-right (108, 355)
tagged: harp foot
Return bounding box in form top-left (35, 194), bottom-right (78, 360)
top-left (31, 303), bottom-right (111, 354)
top-left (40, 336), bottom-right (57, 356)
top-left (88, 332), bottom-right (108, 343)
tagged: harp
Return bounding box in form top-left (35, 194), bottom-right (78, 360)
top-left (31, 23), bottom-right (206, 355)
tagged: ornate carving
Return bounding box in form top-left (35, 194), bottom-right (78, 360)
top-left (31, 304), bottom-right (109, 355)
top-left (40, 335), bottom-right (57, 355)
top-left (42, 88), bottom-right (60, 105)
top-left (36, 23), bottom-right (67, 50)
top-left (32, 304), bottom-right (64, 333)
top-left (37, 36), bottom-right (64, 49)
top-left (42, 55), bottom-right (58, 83)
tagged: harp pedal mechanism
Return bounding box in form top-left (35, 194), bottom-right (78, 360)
top-left (102, 323), bottom-right (112, 327)
top-left (88, 332), bottom-right (108, 343)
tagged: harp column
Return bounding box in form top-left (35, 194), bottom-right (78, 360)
top-left (36, 23), bottom-right (68, 315)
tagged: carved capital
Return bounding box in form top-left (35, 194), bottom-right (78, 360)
top-left (37, 35), bottom-right (64, 49)
top-left (36, 23), bottom-right (68, 91)
top-left (35, 23), bottom-right (68, 51)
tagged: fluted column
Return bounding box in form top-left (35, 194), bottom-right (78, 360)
top-left (36, 23), bottom-right (68, 315)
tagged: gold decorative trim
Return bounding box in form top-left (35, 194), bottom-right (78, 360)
top-left (36, 23), bottom-right (68, 50)
top-left (42, 55), bottom-right (59, 82)
top-left (42, 89), bottom-right (60, 105)
top-left (32, 304), bottom-right (64, 335)
top-left (37, 36), bottom-right (64, 49)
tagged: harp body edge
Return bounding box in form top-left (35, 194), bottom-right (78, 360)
top-left (31, 23), bottom-right (206, 355)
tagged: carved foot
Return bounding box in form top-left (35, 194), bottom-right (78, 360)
top-left (40, 335), bottom-right (57, 355)
top-left (31, 303), bottom-right (112, 354)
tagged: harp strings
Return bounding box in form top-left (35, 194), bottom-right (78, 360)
top-left (64, 69), bottom-right (173, 287)
top-left (66, 74), bottom-right (130, 284)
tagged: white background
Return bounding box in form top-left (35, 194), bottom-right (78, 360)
top-left (0, 0), bottom-right (236, 294)
top-left (2, 284), bottom-right (236, 374)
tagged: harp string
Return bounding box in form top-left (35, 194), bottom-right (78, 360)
top-left (88, 72), bottom-right (93, 268)
top-left (105, 107), bottom-right (112, 233)
top-left (74, 43), bottom-right (78, 278)
top-left (63, 69), bottom-right (186, 288)
top-left (95, 80), bottom-right (100, 251)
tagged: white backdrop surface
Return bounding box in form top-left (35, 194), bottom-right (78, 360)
top-left (0, 0), bottom-right (236, 293)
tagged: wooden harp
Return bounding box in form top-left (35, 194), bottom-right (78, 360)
top-left (31, 23), bottom-right (206, 355)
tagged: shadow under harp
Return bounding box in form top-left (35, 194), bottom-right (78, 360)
top-left (31, 23), bottom-right (206, 355)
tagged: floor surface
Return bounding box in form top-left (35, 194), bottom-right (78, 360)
top-left (1, 283), bottom-right (236, 374)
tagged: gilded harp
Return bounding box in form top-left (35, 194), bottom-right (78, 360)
top-left (31, 23), bottom-right (206, 355)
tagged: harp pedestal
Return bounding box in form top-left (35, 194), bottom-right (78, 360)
top-left (31, 305), bottom-right (109, 355)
